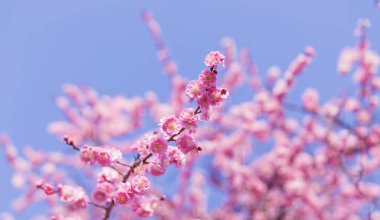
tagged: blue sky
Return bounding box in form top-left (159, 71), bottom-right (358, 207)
top-left (0, 0), bottom-right (379, 217)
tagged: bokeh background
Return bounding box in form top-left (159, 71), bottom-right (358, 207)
top-left (0, 0), bottom-right (379, 217)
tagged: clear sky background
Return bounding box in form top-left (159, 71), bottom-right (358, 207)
top-left (0, 0), bottom-right (379, 217)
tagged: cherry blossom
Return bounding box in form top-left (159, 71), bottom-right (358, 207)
top-left (204, 51), bottom-right (225, 68)
top-left (148, 133), bottom-right (168, 155)
top-left (131, 175), bottom-right (150, 194)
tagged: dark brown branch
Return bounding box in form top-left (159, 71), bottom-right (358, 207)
top-left (167, 128), bottom-right (185, 142)
top-left (89, 201), bottom-right (107, 209)
top-left (116, 161), bottom-right (131, 167)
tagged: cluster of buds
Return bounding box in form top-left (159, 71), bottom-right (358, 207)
top-left (79, 145), bottom-right (122, 166)
top-left (35, 181), bottom-right (57, 195)
top-left (36, 181), bottom-right (88, 210)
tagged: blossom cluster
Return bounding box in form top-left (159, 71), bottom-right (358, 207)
top-left (112, 175), bottom-right (150, 206)
top-left (36, 181), bottom-right (89, 210)
top-left (186, 51), bottom-right (229, 120)
top-left (79, 146), bottom-right (122, 166)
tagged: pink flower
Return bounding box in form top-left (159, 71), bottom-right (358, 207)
top-left (179, 108), bottom-right (197, 133)
top-left (148, 156), bottom-right (168, 176)
top-left (90, 147), bottom-right (122, 166)
top-left (272, 79), bottom-right (289, 100)
top-left (131, 138), bottom-right (151, 156)
top-left (337, 48), bottom-right (357, 74)
top-left (266, 66), bottom-right (281, 84)
top-left (43, 183), bottom-right (56, 195)
top-left (302, 88), bottom-right (319, 112)
top-left (149, 163), bottom-right (166, 176)
top-left (96, 148), bottom-right (112, 166)
top-left (148, 133), bottom-right (168, 155)
top-left (160, 115), bottom-right (181, 137)
top-left (197, 95), bottom-right (210, 109)
top-left (179, 108), bottom-right (197, 121)
top-left (356, 110), bottom-right (371, 124)
top-left (57, 184), bottom-right (88, 208)
top-left (113, 191), bottom-right (131, 206)
top-left (208, 88), bottom-right (223, 106)
top-left (71, 197), bottom-right (88, 210)
top-left (93, 190), bottom-right (108, 203)
top-left (344, 98), bottom-right (360, 112)
top-left (132, 196), bottom-right (158, 218)
top-left (57, 185), bottom-right (78, 204)
top-left (97, 167), bottom-right (120, 184)
top-left (185, 80), bottom-right (203, 101)
top-left (176, 133), bottom-right (198, 154)
top-left (108, 148), bottom-right (122, 162)
top-left (93, 182), bottom-right (114, 203)
top-left (198, 69), bottom-right (217, 87)
top-left (167, 146), bottom-right (185, 167)
top-left (131, 175), bottom-right (150, 194)
top-left (122, 182), bottom-right (135, 197)
top-left (113, 182), bottom-right (135, 206)
top-left (133, 204), bottom-right (154, 218)
top-left (79, 145), bottom-right (98, 164)
top-left (204, 51), bottom-right (225, 68)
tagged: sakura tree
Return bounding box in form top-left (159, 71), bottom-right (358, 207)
top-left (1, 11), bottom-right (380, 220)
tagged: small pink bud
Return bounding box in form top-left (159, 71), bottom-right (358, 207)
top-left (35, 180), bottom-right (43, 188)
top-left (44, 183), bottom-right (56, 195)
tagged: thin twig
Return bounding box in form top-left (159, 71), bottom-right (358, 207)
top-left (89, 201), bottom-right (107, 209)
top-left (63, 136), bottom-right (80, 151)
top-left (116, 161), bottom-right (131, 167)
